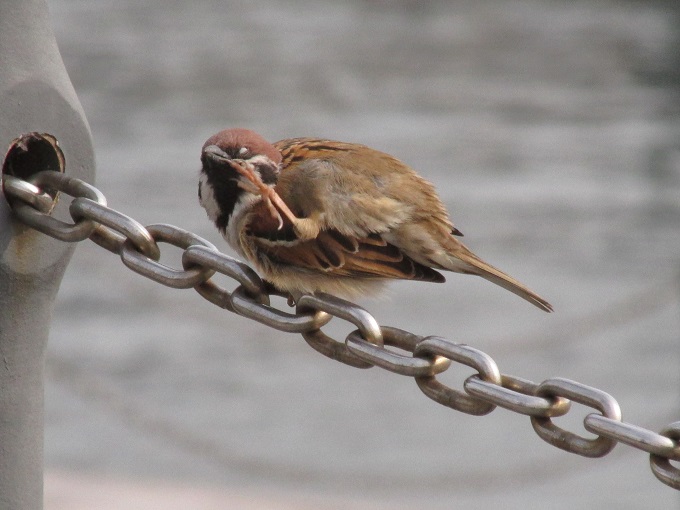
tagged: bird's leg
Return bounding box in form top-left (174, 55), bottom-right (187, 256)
top-left (288, 216), bottom-right (320, 240)
top-left (233, 160), bottom-right (320, 239)
top-left (236, 178), bottom-right (285, 229)
top-left (265, 187), bottom-right (299, 228)
top-left (235, 178), bottom-right (320, 240)
top-left (232, 160), bottom-right (298, 230)
top-left (260, 192), bottom-right (320, 239)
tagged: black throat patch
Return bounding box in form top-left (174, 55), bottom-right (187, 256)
top-left (201, 161), bottom-right (243, 233)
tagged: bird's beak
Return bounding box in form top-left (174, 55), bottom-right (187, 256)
top-left (203, 144), bottom-right (232, 163)
top-left (203, 145), bottom-right (256, 184)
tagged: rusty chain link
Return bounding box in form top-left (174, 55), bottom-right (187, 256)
top-left (3, 170), bottom-right (679, 491)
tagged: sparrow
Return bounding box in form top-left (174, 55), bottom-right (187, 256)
top-left (198, 128), bottom-right (552, 312)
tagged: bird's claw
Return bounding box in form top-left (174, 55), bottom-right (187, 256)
top-left (233, 159), bottom-right (298, 230)
top-left (264, 193), bottom-right (285, 230)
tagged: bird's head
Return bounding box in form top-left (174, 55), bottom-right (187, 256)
top-left (199, 128), bottom-right (282, 233)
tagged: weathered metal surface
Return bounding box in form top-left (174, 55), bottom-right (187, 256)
top-left (0, 1), bottom-right (94, 508)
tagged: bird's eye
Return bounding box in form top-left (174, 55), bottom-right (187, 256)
top-left (238, 147), bottom-right (249, 157)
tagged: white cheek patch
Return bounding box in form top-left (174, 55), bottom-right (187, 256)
top-left (198, 173), bottom-right (221, 223)
top-left (199, 171), bottom-right (264, 256)
top-left (247, 154), bottom-right (272, 165)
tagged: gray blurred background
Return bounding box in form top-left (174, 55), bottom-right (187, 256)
top-left (43, 0), bottom-right (679, 508)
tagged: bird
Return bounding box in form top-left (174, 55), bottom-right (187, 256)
top-left (198, 128), bottom-right (552, 312)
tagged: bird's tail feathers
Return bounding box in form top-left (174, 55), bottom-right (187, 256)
top-left (451, 250), bottom-right (553, 313)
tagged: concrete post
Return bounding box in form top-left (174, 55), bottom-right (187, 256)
top-left (0, 1), bottom-right (95, 508)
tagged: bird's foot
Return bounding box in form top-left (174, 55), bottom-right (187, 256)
top-left (234, 160), bottom-right (298, 230)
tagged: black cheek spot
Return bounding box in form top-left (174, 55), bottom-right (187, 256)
top-left (257, 163), bottom-right (278, 185)
top-left (198, 181), bottom-right (202, 201)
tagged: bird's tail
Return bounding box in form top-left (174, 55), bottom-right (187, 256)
top-left (452, 249), bottom-right (553, 313)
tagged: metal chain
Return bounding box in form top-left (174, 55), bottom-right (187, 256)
top-left (3, 170), bottom-right (679, 491)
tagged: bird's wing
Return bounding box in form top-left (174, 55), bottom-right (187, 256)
top-left (236, 138), bottom-right (448, 282)
top-left (249, 226), bottom-right (445, 283)
top-left (272, 138), bottom-right (456, 238)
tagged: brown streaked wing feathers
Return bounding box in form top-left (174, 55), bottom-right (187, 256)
top-left (254, 230), bottom-right (445, 283)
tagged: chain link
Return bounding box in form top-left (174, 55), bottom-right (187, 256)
top-left (530, 377), bottom-right (621, 458)
top-left (649, 422), bottom-right (680, 490)
top-left (2, 170), bottom-right (679, 491)
top-left (230, 285), bottom-right (333, 333)
top-left (183, 245), bottom-right (268, 311)
top-left (70, 197), bottom-right (161, 259)
top-left (13, 170), bottom-right (107, 241)
top-left (2, 174), bottom-right (54, 214)
top-left (296, 293), bottom-right (384, 368)
top-left (345, 326), bottom-right (451, 377)
top-left (121, 223), bottom-right (217, 288)
top-left (415, 337), bottom-right (501, 415)
top-left (464, 374), bottom-right (571, 418)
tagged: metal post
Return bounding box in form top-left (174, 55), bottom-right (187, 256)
top-left (0, 1), bottom-right (94, 508)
